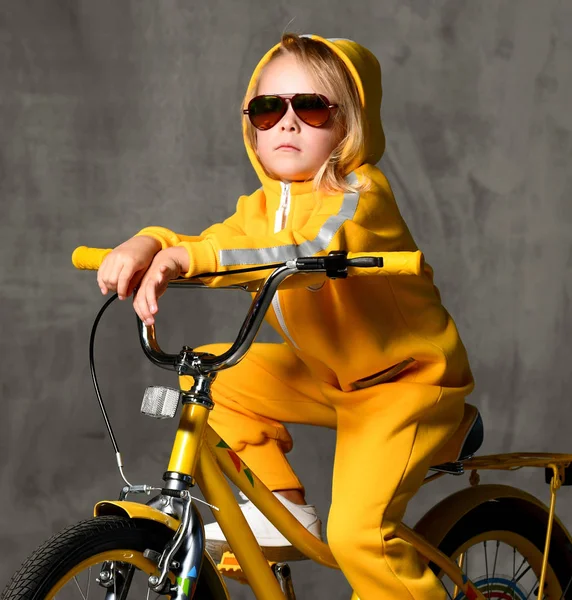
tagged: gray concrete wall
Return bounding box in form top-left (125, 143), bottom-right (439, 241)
top-left (1, 0), bottom-right (571, 597)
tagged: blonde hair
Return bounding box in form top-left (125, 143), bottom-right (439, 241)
top-left (242, 33), bottom-right (371, 194)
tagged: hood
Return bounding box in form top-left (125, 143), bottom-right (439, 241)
top-left (242, 34), bottom-right (386, 191)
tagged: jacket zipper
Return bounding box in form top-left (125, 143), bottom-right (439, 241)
top-left (272, 182), bottom-right (299, 348)
top-left (274, 181), bottom-right (291, 232)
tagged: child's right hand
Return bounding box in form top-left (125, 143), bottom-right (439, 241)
top-left (97, 235), bottom-right (162, 300)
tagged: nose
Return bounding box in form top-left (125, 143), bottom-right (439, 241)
top-left (280, 100), bottom-right (301, 132)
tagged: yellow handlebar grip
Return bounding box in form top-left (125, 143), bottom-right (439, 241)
top-left (379, 250), bottom-right (424, 276)
top-left (72, 246), bottom-right (113, 270)
top-left (347, 250), bottom-right (424, 276)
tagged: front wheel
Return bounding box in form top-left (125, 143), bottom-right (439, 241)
top-left (434, 499), bottom-right (572, 599)
top-left (1, 516), bottom-right (229, 600)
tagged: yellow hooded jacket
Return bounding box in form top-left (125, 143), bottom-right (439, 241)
top-left (137, 35), bottom-right (474, 394)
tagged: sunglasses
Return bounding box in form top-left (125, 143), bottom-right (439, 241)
top-left (243, 93), bottom-right (338, 130)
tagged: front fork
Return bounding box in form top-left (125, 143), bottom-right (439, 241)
top-left (146, 488), bottom-right (205, 597)
top-left (96, 489), bottom-right (205, 599)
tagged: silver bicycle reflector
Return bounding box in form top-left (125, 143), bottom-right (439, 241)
top-left (141, 386), bottom-right (180, 419)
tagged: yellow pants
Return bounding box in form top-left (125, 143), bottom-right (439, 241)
top-left (183, 343), bottom-right (471, 599)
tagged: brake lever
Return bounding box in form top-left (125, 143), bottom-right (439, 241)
top-left (293, 251), bottom-right (349, 279)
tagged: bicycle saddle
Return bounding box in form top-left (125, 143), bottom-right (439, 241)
top-left (430, 403), bottom-right (484, 467)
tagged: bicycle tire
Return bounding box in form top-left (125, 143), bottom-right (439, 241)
top-left (433, 498), bottom-right (572, 598)
top-left (1, 515), bottom-right (228, 600)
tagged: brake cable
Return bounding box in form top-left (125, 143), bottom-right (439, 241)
top-left (88, 262), bottom-right (289, 487)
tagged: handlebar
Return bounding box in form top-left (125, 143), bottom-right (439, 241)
top-left (139, 263), bottom-right (303, 374)
top-left (72, 245), bottom-right (425, 377)
top-left (72, 246), bottom-right (425, 278)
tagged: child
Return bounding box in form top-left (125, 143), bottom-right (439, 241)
top-left (97, 33), bottom-right (474, 599)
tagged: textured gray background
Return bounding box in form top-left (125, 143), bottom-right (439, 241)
top-left (1, 0), bottom-right (571, 597)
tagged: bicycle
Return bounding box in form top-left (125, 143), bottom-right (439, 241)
top-left (2, 246), bottom-right (572, 600)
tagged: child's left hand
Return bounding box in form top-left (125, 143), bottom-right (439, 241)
top-left (133, 247), bottom-right (188, 325)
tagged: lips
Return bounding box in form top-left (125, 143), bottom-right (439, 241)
top-left (276, 144), bottom-right (300, 151)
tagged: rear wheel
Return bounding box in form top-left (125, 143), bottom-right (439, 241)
top-left (434, 500), bottom-right (572, 599)
top-left (1, 516), bottom-right (229, 600)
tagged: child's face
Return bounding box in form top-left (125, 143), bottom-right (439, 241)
top-left (255, 54), bottom-right (341, 183)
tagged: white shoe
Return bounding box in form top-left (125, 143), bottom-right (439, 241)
top-left (204, 491), bottom-right (322, 562)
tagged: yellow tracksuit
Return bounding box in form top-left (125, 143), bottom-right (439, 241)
top-left (137, 35), bottom-right (474, 599)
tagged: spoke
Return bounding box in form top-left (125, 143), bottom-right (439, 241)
top-left (465, 546), bottom-right (468, 577)
top-left (514, 565), bottom-right (532, 585)
top-left (441, 578), bottom-right (454, 600)
top-left (73, 576), bottom-right (87, 600)
top-left (483, 541), bottom-right (490, 598)
top-left (510, 557), bottom-right (531, 585)
top-left (85, 567), bottom-right (91, 600)
top-left (523, 563), bottom-right (540, 600)
top-left (559, 574), bottom-right (572, 600)
top-left (492, 540), bottom-right (500, 579)
top-left (505, 551), bottom-right (532, 599)
top-left (524, 578), bottom-right (539, 600)
top-left (146, 584), bottom-right (151, 600)
top-left (524, 587), bottom-right (533, 600)
top-left (512, 547), bottom-right (516, 600)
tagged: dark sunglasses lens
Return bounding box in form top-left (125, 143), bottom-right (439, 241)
top-left (292, 94), bottom-right (330, 127)
top-left (248, 96), bottom-right (286, 130)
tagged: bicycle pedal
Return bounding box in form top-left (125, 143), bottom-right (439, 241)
top-left (216, 551), bottom-right (276, 585)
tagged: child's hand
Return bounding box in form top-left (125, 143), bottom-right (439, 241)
top-left (98, 236), bottom-right (162, 300)
top-left (133, 247), bottom-right (189, 325)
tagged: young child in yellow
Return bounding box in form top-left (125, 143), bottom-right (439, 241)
top-left (98, 33), bottom-right (474, 599)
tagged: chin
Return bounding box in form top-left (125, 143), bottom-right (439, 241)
top-left (277, 174), bottom-right (302, 181)
top-left (273, 168), bottom-right (314, 182)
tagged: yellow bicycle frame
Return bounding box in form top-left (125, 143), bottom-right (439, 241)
top-left (96, 401), bottom-right (527, 600)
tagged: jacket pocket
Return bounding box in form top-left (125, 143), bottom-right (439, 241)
top-left (350, 357), bottom-right (416, 390)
